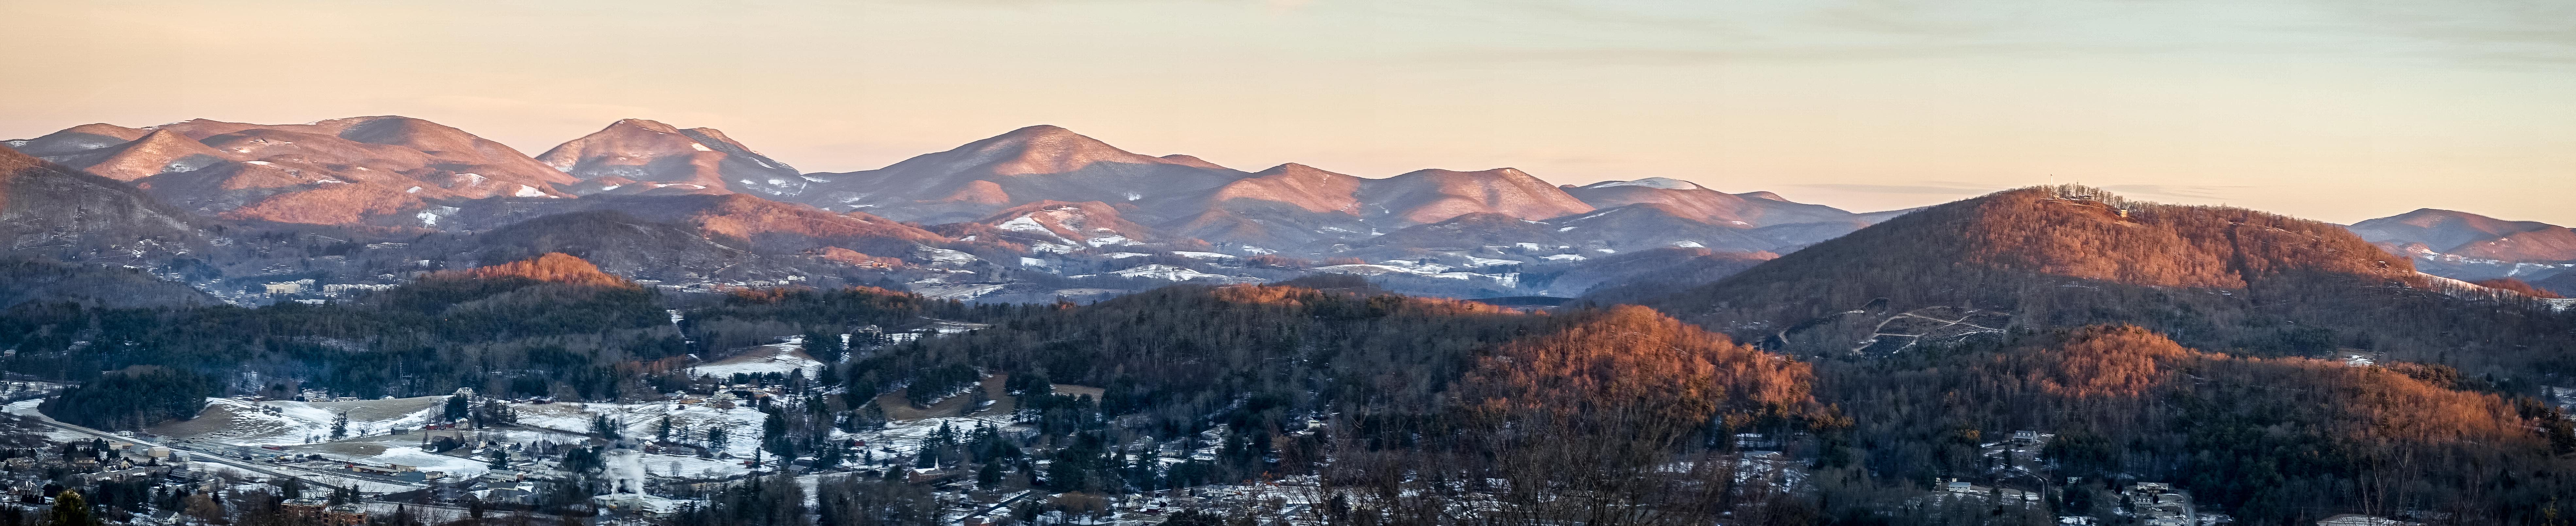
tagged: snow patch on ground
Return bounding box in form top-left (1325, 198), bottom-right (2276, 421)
top-left (913, 283), bottom-right (1009, 301)
top-left (1071, 265), bottom-right (1256, 283)
top-left (996, 217), bottom-right (1056, 235)
top-left (691, 340), bottom-right (823, 378)
top-left (149, 396), bottom-right (448, 446)
top-left (914, 247), bottom-right (980, 266)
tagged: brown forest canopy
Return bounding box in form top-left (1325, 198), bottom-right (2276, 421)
top-left (1637, 185), bottom-right (2576, 381)
top-left (1808, 324), bottom-right (2574, 524)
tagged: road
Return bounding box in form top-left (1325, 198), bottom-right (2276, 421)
top-left (1, 404), bottom-right (364, 492)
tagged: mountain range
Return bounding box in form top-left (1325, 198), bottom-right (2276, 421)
top-left (1, 116), bottom-right (1914, 305)
top-left (2348, 208), bottom-right (2576, 295)
top-left (5, 115), bottom-right (2562, 306)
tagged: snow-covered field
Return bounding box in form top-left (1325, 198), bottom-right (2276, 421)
top-left (147, 396), bottom-right (448, 446)
top-left (690, 339), bottom-right (823, 378)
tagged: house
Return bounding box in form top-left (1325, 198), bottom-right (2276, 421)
top-left (2121, 482), bottom-right (2194, 526)
top-left (481, 486), bottom-right (537, 506)
top-left (281, 501), bottom-right (369, 526)
top-left (347, 463), bottom-right (428, 482)
top-left (907, 467), bottom-right (953, 484)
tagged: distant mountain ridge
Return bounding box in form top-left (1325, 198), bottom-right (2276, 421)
top-left (0, 146), bottom-right (205, 259)
top-left (8, 116), bottom-right (574, 226)
top-left (9, 118), bottom-right (1893, 259)
top-left (3, 116), bottom-right (1917, 307)
top-left (2346, 208), bottom-right (2576, 295)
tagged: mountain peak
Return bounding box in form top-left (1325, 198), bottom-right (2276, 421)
top-left (4, 124), bottom-right (150, 158)
top-left (64, 128), bottom-right (233, 181)
top-left (1208, 163), bottom-right (1365, 215)
top-left (2349, 207), bottom-right (2560, 254)
top-left (1363, 167), bottom-right (1593, 225)
top-left (1701, 185), bottom-right (2413, 292)
top-left (536, 119), bottom-right (796, 195)
top-left (1012, 123), bottom-right (1075, 134)
top-left (611, 118), bottom-right (684, 133)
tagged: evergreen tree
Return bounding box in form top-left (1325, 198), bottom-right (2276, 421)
top-left (444, 394), bottom-right (471, 422)
top-left (47, 490), bottom-right (99, 526)
top-left (592, 414), bottom-right (623, 442)
top-left (760, 408), bottom-right (793, 459)
top-left (977, 461), bottom-right (1004, 487)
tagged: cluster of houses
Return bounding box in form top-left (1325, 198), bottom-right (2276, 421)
top-left (2117, 482), bottom-right (2195, 526)
top-left (636, 273), bottom-right (812, 294)
top-left (259, 279), bottom-right (400, 299)
top-left (0, 432), bottom-right (222, 524)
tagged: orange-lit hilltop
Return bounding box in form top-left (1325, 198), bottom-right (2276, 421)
top-left (455, 252), bottom-right (631, 287)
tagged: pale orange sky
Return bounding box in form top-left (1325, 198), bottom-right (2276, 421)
top-left (3, 0), bottom-right (2570, 223)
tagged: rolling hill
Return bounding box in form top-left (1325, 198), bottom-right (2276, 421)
top-left (1631, 185), bottom-right (2574, 379)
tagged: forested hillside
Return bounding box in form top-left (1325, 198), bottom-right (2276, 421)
top-left (0, 254), bottom-right (689, 426)
top-left (830, 281), bottom-right (1840, 522)
top-left (1805, 325), bottom-right (2575, 524)
top-left (1638, 186), bottom-right (2576, 383)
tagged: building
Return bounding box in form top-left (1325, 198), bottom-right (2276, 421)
top-left (2122, 482), bottom-right (2194, 526)
top-left (320, 284), bottom-right (396, 297)
top-left (281, 501), bottom-right (369, 526)
top-left (346, 463), bottom-right (428, 482)
top-left (263, 279), bottom-right (315, 295)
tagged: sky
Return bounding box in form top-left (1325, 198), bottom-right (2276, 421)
top-left (2, 0), bottom-right (2570, 223)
